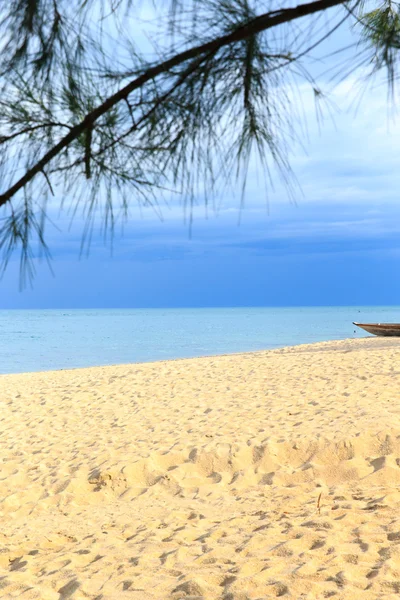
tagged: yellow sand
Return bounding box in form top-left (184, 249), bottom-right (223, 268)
top-left (2, 337), bottom-right (400, 599)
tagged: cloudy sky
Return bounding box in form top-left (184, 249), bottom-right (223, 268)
top-left (2, 4), bottom-right (400, 309)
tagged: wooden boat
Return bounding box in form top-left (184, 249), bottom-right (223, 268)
top-left (353, 322), bottom-right (400, 336)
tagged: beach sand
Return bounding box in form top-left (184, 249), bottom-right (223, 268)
top-left (2, 338), bottom-right (400, 598)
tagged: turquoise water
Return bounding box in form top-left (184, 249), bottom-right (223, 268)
top-left (1, 306), bottom-right (400, 374)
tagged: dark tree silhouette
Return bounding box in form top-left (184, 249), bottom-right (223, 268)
top-left (0, 0), bottom-right (399, 281)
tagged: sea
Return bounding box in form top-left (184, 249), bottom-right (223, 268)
top-left (1, 306), bottom-right (400, 375)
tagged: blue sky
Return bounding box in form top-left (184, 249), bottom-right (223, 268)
top-left (2, 7), bottom-right (400, 308)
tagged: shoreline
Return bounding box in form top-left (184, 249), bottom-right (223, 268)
top-left (3, 334), bottom-right (400, 378)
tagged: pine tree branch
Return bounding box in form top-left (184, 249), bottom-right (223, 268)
top-left (84, 124), bottom-right (93, 179)
top-left (0, 0), bottom-right (347, 208)
top-left (0, 122), bottom-right (72, 144)
top-left (51, 49), bottom-right (216, 173)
